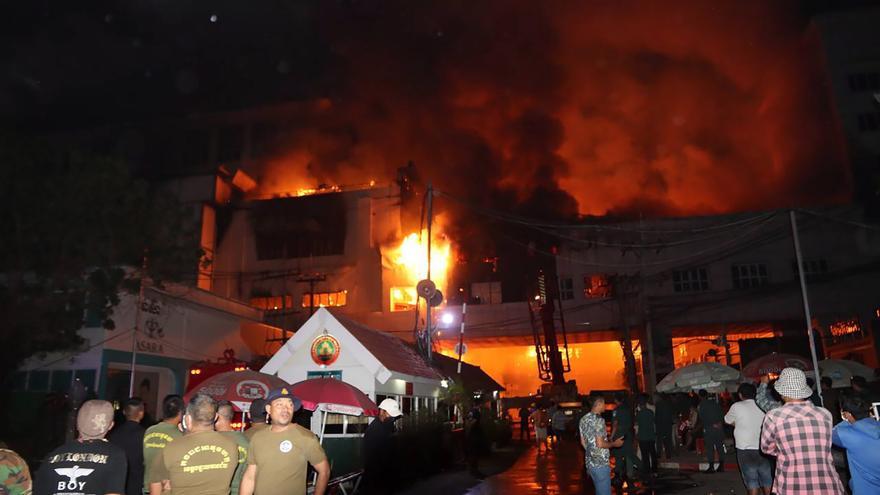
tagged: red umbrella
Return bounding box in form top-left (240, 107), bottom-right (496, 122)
top-left (742, 352), bottom-right (813, 380)
top-left (184, 370), bottom-right (289, 413)
top-left (288, 378), bottom-right (379, 417)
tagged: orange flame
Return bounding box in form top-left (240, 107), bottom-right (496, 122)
top-left (384, 228), bottom-right (453, 311)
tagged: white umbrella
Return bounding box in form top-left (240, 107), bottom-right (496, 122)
top-left (817, 359), bottom-right (877, 388)
top-left (657, 362), bottom-right (741, 393)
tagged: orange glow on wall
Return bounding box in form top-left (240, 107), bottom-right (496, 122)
top-left (439, 342), bottom-right (627, 397)
top-left (673, 331), bottom-right (775, 368)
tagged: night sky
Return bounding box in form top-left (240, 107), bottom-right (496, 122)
top-left (2, 0), bottom-right (854, 218)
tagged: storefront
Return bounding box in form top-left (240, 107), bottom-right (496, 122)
top-left (16, 284), bottom-right (283, 418)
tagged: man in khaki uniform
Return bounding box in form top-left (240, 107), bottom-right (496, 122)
top-left (148, 394), bottom-right (238, 495)
top-left (143, 395), bottom-right (184, 493)
top-left (240, 387), bottom-right (329, 495)
top-left (215, 401), bottom-right (248, 495)
top-left (243, 399), bottom-right (268, 443)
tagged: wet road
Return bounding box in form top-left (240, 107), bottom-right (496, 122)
top-left (464, 439), bottom-right (743, 494)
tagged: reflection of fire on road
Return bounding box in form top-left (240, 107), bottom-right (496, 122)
top-left (383, 227), bottom-right (452, 312)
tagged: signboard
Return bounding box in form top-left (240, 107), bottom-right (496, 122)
top-left (137, 298), bottom-right (166, 354)
top-left (307, 370), bottom-right (343, 380)
top-left (310, 333), bottom-right (341, 366)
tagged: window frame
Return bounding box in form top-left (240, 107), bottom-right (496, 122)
top-left (671, 268), bottom-right (710, 293)
top-left (730, 262), bottom-right (769, 290)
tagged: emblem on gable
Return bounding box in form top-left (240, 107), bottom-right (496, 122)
top-left (310, 333), bottom-right (341, 366)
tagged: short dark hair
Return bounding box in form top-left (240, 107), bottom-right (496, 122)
top-left (122, 398), bottom-right (144, 420)
top-left (738, 383), bottom-right (757, 400)
top-left (851, 376), bottom-right (868, 388)
top-left (841, 394), bottom-right (872, 420)
top-left (250, 399), bottom-right (267, 423)
top-left (186, 394), bottom-right (219, 426)
top-left (698, 389), bottom-right (708, 398)
top-left (162, 395), bottom-right (185, 420)
top-left (217, 400), bottom-right (235, 421)
top-left (637, 394), bottom-right (648, 406)
top-left (585, 394), bottom-right (605, 410)
top-left (821, 376), bottom-right (832, 388)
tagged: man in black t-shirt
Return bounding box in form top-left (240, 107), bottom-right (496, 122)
top-left (35, 400), bottom-right (127, 495)
top-left (361, 399), bottom-right (403, 494)
top-left (108, 397), bottom-right (145, 495)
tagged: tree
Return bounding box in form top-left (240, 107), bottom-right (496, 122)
top-left (0, 133), bottom-right (204, 383)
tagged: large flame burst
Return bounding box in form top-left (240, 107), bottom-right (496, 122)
top-left (385, 230), bottom-right (452, 312)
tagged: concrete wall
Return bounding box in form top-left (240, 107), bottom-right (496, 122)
top-left (211, 186), bottom-right (402, 317)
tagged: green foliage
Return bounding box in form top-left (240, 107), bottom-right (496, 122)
top-left (0, 133), bottom-right (203, 380)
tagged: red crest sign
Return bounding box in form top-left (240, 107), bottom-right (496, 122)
top-left (310, 334), bottom-right (341, 366)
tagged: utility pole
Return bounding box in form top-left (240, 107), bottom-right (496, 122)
top-left (457, 303), bottom-right (468, 374)
top-left (790, 210), bottom-right (824, 406)
top-left (614, 275), bottom-right (640, 394)
top-left (639, 215), bottom-right (656, 394)
top-left (129, 250), bottom-right (148, 398)
top-left (296, 273), bottom-right (327, 316)
top-left (425, 183), bottom-right (434, 362)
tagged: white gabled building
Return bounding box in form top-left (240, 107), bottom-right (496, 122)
top-left (260, 308), bottom-right (444, 424)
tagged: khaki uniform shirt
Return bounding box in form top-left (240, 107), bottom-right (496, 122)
top-left (243, 423), bottom-right (268, 443)
top-left (149, 430), bottom-right (238, 495)
top-left (143, 422), bottom-right (182, 493)
top-left (248, 425), bottom-right (327, 495)
top-left (219, 431), bottom-right (248, 495)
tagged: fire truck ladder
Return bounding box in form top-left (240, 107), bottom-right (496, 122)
top-left (527, 271), bottom-right (572, 385)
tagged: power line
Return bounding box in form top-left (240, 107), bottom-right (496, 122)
top-left (436, 189), bottom-right (776, 234)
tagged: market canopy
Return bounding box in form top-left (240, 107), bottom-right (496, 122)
top-left (289, 377), bottom-right (379, 417)
top-left (742, 352), bottom-right (812, 380)
top-left (817, 359), bottom-right (877, 388)
top-left (657, 362), bottom-right (741, 393)
top-left (183, 369), bottom-right (289, 412)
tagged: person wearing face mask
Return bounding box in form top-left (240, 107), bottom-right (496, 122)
top-left (147, 394), bottom-right (238, 495)
top-left (239, 387), bottom-right (330, 495)
top-left (832, 394), bottom-right (880, 494)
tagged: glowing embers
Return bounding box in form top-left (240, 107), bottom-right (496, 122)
top-left (829, 318), bottom-right (863, 342)
top-left (292, 184), bottom-right (342, 197)
top-left (584, 274), bottom-right (613, 298)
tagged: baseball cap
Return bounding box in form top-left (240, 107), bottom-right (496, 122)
top-left (378, 398), bottom-right (403, 418)
top-left (774, 367), bottom-right (813, 400)
top-left (265, 387), bottom-right (302, 411)
top-left (77, 400), bottom-right (115, 439)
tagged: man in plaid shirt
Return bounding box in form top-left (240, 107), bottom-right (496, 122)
top-left (760, 367), bottom-right (845, 494)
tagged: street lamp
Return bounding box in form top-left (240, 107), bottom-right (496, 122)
top-left (440, 312), bottom-right (455, 326)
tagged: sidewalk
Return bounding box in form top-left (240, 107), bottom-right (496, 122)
top-left (394, 442), bottom-right (528, 495)
top-left (657, 448), bottom-right (738, 473)
top-left (465, 439), bottom-right (747, 495)
top-left (397, 439), bottom-right (748, 494)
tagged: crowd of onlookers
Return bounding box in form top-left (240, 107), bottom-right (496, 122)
top-left (574, 368), bottom-right (880, 495)
top-left (1, 387), bottom-right (410, 495)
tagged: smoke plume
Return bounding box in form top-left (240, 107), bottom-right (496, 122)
top-left (255, 0), bottom-right (849, 219)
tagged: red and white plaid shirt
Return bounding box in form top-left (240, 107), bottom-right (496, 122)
top-left (760, 400), bottom-right (845, 494)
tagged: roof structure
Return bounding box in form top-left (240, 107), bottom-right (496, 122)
top-left (431, 352), bottom-right (505, 393)
top-left (330, 311), bottom-right (443, 381)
